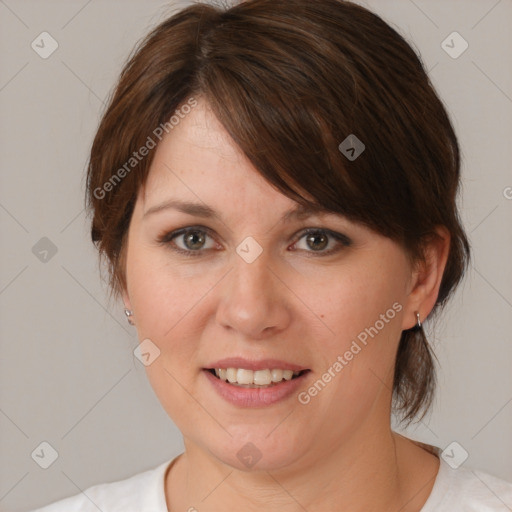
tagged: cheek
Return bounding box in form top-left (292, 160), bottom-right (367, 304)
top-left (305, 256), bottom-right (408, 389)
top-left (315, 268), bottom-right (405, 342)
top-left (124, 251), bottom-right (210, 411)
top-left (126, 245), bottom-right (220, 341)
top-left (125, 249), bottom-right (217, 427)
top-left (293, 269), bottom-right (406, 435)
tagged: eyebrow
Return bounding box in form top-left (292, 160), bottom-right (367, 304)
top-left (142, 199), bottom-right (332, 222)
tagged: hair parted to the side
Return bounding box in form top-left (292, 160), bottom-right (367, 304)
top-left (85, 0), bottom-right (470, 423)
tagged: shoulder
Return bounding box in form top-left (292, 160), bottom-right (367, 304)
top-left (29, 458), bottom-right (175, 512)
top-left (422, 458), bottom-right (512, 511)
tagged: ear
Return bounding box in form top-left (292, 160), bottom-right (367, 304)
top-left (401, 226), bottom-right (451, 330)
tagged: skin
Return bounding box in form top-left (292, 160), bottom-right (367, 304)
top-left (122, 96), bottom-right (450, 511)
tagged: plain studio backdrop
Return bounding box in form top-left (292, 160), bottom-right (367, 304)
top-left (0, 0), bottom-right (511, 510)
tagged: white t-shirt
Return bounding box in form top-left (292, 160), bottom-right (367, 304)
top-left (30, 451), bottom-right (512, 511)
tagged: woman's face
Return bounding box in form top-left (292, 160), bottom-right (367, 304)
top-left (123, 97), bottom-right (419, 471)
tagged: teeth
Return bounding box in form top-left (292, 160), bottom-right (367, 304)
top-left (213, 368), bottom-right (301, 387)
top-left (271, 369), bottom-right (283, 382)
top-left (226, 368), bottom-right (237, 383)
top-left (237, 369), bottom-right (254, 385)
top-left (283, 370), bottom-right (294, 381)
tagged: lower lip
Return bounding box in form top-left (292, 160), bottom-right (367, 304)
top-left (203, 370), bottom-right (310, 407)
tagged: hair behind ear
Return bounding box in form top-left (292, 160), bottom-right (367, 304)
top-left (393, 328), bottom-right (437, 424)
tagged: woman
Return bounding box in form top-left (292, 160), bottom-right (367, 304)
top-left (32, 0), bottom-right (512, 510)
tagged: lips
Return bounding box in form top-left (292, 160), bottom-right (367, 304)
top-left (202, 357), bottom-right (311, 407)
top-left (204, 357), bottom-right (308, 372)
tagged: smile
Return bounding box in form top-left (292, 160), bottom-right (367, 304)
top-left (209, 368), bottom-right (306, 387)
top-left (203, 366), bottom-right (311, 407)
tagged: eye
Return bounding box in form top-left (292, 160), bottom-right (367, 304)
top-left (291, 228), bottom-right (351, 255)
top-left (158, 226), bottom-right (351, 257)
top-left (158, 227), bottom-right (219, 255)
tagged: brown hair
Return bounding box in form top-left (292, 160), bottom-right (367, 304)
top-left (86, 0), bottom-right (470, 423)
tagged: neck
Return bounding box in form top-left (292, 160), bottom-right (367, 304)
top-left (166, 417), bottom-right (439, 511)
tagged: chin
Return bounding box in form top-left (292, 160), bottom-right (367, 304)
top-left (204, 429), bottom-right (306, 473)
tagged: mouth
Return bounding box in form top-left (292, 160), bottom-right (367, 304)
top-left (202, 357), bottom-right (312, 406)
top-left (205, 368), bottom-right (310, 388)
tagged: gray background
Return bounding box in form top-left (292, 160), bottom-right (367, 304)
top-left (0, 0), bottom-right (511, 510)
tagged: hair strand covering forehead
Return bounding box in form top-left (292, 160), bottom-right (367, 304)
top-left (86, 0), bottom-right (470, 423)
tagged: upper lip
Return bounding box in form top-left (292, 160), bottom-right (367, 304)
top-left (205, 357), bottom-right (309, 372)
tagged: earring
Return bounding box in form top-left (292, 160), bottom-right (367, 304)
top-left (124, 308), bottom-right (135, 325)
top-left (411, 311), bottom-right (422, 332)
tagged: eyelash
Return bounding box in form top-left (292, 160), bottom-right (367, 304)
top-left (157, 226), bottom-right (352, 258)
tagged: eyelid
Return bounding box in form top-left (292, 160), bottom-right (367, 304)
top-left (158, 225), bottom-right (221, 256)
top-left (290, 227), bottom-right (352, 256)
top-left (158, 225), bottom-right (352, 256)
top-left (295, 227), bottom-right (352, 246)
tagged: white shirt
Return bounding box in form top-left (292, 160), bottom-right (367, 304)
top-left (30, 452), bottom-right (512, 511)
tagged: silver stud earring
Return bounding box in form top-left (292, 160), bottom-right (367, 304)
top-left (124, 309), bottom-right (135, 325)
top-left (412, 311), bottom-right (422, 332)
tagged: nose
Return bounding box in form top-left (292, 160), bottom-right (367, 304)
top-left (215, 248), bottom-right (292, 339)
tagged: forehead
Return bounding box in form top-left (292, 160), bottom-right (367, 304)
top-left (157, 97), bottom-right (244, 164)
top-left (140, 97), bottom-right (298, 212)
